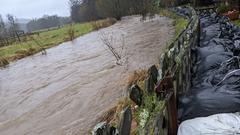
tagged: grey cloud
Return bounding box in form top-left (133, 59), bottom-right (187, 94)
top-left (0, 0), bottom-right (70, 19)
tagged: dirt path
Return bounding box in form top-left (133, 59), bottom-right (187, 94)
top-left (0, 15), bottom-right (174, 135)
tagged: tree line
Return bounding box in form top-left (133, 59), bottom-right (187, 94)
top-left (27, 15), bottom-right (71, 32)
top-left (0, 14), bottom-right (20, 39)
top-left (0, 13), bottom-right (71, 47)
top-left (0, 13), bottom-right (71, 39)
top-left (69, 0), bottom-right (161, 23)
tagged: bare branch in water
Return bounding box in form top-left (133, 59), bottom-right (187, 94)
top-left (99, 31), bottom-right (127, 66)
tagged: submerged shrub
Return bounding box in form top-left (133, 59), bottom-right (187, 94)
top-left (68, 24), bottom-right (75, 41)
top-left (0, 57), bottom-right (9, 67)
top-left (91, 18), bottom-right (117, 31)
top-left (15, 48), bottom-right (37, 56)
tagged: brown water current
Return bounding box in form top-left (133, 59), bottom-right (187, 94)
top-left (0, 15), bottom-right (174, 135)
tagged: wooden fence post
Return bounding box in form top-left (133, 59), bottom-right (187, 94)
top-left (166, 92), bottom-right (177, 135)
top-left (15, 31), bottom-right (21, 42)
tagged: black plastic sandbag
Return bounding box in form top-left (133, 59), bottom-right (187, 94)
top-left (210, 57), bottom-right (240, 85)
top-left (196, 44), bottom-right (225, 59)
top-left (179, 69), bottom-right (240, 121)
top-left (178, 10), bottom-right (240, 121)
top-left (196, 52), bottom-right (232, 75)
top-left (200, 38), bottom-right (234, 50)
top-left (172, 7), bottom-right (192, 18)
top-left (201, 23), bottom-right (221, 41)
top-left (192, 56), bottom-right (238, 89)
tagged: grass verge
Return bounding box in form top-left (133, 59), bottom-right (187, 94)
top-left (159, 8), bottom-right (188, 50)
top-left (0, 57), bottom-right (9, 67)
top-left (159, 8), bottom-right (188, 37)
top-left (0, 18), bottom-right (117, 67)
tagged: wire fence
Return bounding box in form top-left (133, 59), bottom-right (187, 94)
top-left (0, 30), bottom-right (27, 47)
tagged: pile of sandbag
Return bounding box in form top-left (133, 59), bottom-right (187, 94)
top-left (178, 10), bottom-right (240, 121)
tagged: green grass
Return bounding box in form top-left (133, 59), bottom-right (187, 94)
top-left (175, 17), bottom-right (188, 37)
top-left (0, 18), bottom-right (116, 66)
top-left (232, 19), bottom-right (240, 26)
top-left (0, 23), bottom-right (91, 57)
top-left (159, 8), bottom-right (188, 51)
top-left (159, 8), bottom-right (188, 38)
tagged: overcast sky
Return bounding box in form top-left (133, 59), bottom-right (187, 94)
top-left (0, 0), bottom-right (70, 19)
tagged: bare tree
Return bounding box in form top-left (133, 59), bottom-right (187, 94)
top-left (95, 0), bottom-right (127, 20)
top-left (6, 14), bottom-right (19, 34)
top-left (95, 0), bottom-right (158, 20)
top-left (69, 0), bottom-right (82, 22)
top-left (6, 14), bottom-right (20, 42)
top-left (69, 0), bottom-right (159, 22)
top-left (0, 14), bottom-right (7, 46)
top-left (0, 15), bottom-right (5, 37)
top-left (99, 31), bottom-right (127, 66)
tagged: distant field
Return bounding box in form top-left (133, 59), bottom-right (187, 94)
top-left (0, 18), bottom-right (116, 66)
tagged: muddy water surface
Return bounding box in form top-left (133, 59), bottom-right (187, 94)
top-left (0, 15), bottom-right (174, 135)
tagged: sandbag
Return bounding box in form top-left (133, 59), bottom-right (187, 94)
top-left (217, 69), bottom-right (240, 86)
top-left (234, 40), bottom-right (240, 56)
top-left (181, 73), bottom-right (240, 120)
top-left (200, 13), bottom-right (218, 28)
top-left (178, 85), bottom-right (240, 121)
top-left (192, 57), bottom-right (240, 86)
top-left (178, 113), bottom-right (240, 135)
top-left (172, 7), bottom-right (192, 18)
top-left (196, 52), bottom-right (232, 75)
top-left (205, 38), bottom-right (233, 50)
top-left (209, 57), bottom-right (240, 85)
top-left (202, 23), bottom-right (221, 41)
top-left (197, 45), bottom-right (225, 59)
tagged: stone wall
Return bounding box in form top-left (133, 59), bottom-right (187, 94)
top-left (92, 6), bottom-right (200, 135)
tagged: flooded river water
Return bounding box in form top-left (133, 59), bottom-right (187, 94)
top-left (0, 15), bottom-right (173, 135)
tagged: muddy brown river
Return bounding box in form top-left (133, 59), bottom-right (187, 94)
top-left (0, 15), bottom-right (173, 135)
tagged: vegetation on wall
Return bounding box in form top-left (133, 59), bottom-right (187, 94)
top-left (217, 2), bottom-right (231, 13)
top-left (159, 8), bottom-right (188, 50)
